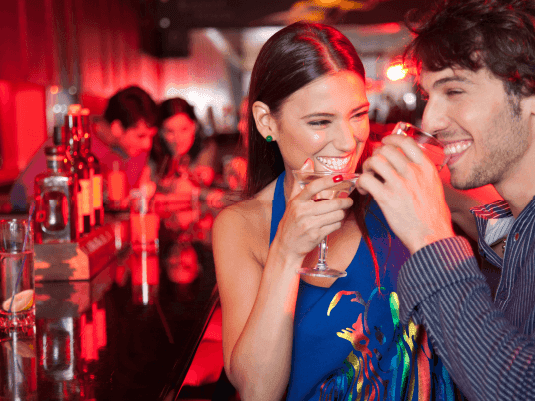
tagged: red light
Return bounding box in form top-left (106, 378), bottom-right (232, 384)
top-left (386, 64), bottom-right (408, 82)
top-left (50, 85), bottom-right (59, 94)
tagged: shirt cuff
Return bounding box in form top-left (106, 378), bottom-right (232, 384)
top-left (397, 236), bottom-right (485, 325)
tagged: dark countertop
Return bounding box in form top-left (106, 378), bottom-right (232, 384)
top-left (1, 239), bottom-right (218, 401)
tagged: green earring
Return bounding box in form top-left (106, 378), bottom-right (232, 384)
top-left (266, 135), bottom-right (273, 142)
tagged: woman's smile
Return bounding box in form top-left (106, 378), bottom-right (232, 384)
top-left (316, 154), bottom-right (354, 172)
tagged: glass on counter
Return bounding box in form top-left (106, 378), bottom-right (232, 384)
top-left (0, 219), bottom-right (35, 338)
top-left (130, 191), bottom-right (160, 254)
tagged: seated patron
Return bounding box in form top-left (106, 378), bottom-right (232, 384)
top-left (9, 86), bottom-right (158, 211)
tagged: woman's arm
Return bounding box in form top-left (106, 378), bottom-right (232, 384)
top-left (213, 176), bottom-right (353, 400)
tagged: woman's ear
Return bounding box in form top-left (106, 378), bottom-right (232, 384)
top-left (252, 101), bottom-right (278, 141)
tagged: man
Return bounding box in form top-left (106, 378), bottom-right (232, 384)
top-left (10, 86), bottom-right (157, 211)
top-left (357, 0), bottom-right (535, 399)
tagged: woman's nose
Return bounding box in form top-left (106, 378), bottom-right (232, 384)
top-left (334, 121), bottom-right (358, 151)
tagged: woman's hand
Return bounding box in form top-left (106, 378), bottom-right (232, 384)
top-left (273, 160), bottom-right (354, 261)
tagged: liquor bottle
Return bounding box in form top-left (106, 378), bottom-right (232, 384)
top-left (65, 112), bottom-right (92, 235)
top-left (80, 109), bottom-right (104, 227)
top-left (34, 143), bottom-right (78, 243)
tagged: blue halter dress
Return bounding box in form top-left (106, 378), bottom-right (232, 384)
top-left (269, 172), bottom-right (460, 401)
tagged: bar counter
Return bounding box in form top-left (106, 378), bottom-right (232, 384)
top-left (0, 216), bottom-right (219, 401)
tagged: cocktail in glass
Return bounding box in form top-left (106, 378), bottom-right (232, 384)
top-left (292, 171), bottom-right (360, 278)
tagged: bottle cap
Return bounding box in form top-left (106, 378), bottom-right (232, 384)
top-left (45, 145), bottom-right (66, 156)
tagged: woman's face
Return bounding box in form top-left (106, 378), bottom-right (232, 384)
top-left (275, 70), bottom-right (369, 173)
top-left (161, 113), bottom-right (197, 157)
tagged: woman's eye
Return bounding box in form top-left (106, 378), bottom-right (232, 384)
top-left (308, 120), bottom-right (330, 127)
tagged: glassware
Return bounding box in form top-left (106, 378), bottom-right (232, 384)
top-left (130, 191), bottom-right (160, 254)
top-left (65, 112), bottom-right (92, 235)
top-left (0, 219), bottom-right (35, 337)
top-left (392, 121), bottom-right (450, 170)
top-left (34, 144), bottom-right (78, 243)
top-left (80, 110), bottom-right (105, 227)
top-left (292, 171), bottom-right (359, 278)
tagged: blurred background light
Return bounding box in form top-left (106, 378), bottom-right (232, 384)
top-left (386, 63), bottom-right (408, 81)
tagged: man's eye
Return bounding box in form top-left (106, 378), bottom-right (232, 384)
top-left (352, 111), bottom-right (368, 119)
top-left (446, 89), bottom-right (463, 96)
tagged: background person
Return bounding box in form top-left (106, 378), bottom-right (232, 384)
top-left (213, 21), bottom-right (467, 401)
top-left (9, 85), bottom-right (158, 211)
top-left (357, 0), bottom-right (535, 399)
top-left (147, 97), bottom-right (225, 242)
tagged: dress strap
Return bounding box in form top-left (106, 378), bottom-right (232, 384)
top-left (270, 171), bottom-right (286, 245)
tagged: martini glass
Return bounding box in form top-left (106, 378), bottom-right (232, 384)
top-left (392, 122), bottom-right (450, 170)
top-left (292, 171), bottom-right (360, 278)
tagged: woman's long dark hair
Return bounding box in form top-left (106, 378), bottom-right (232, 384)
top-left (245, 22), bottom-right (382, 289)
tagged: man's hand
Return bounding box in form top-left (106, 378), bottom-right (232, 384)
top-left (357, 134), bottom-right (455, 254)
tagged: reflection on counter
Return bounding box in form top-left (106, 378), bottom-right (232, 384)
top-left (0, 329), bottom-right (37, 400)
top-left (129, 251), bottom-right (160, 306)
top-left (0, 226), bottom-right (219, 400)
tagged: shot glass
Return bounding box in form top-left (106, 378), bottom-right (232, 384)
top-left (392, 121), bottom-right (450, 170)
top-left (0, 219), bottom-right (35, 338)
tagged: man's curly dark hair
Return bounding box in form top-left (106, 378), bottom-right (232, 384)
top-left (405, 0), bottom-right (535, 97)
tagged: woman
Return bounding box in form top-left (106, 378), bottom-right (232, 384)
top-left (149, 97), bottom-right (205, 188)
top-left (213, 22), bottom-right (465, 400)
top-left (147, 97), bottom-right (225, 222)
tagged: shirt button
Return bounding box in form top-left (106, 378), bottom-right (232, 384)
top-left (514, 233), bottom-right (519, 241)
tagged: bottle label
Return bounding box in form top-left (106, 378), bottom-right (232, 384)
top-left (79, 179), bottom-right (91, 215)
top-left (93, 174), bottom-right (103, 208)
top-left (89, 169), bottom-right (95, 226)
top-left (108, 171), bottom-right (127, 201)
top-left (77, 191), bottom-right (83, 234)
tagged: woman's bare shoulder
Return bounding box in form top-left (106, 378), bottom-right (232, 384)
top-left (213, 181), bottom-right (277, 262)
top-left (215, 181), bottom-right (276, 226)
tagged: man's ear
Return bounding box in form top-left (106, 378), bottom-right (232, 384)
top-left (252, 101), bottom-right (278, 141)
top-left (110, 120), bottom-right (125, 140)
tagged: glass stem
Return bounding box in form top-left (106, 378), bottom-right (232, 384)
top-left (317, 235), bottom-right (328, 269)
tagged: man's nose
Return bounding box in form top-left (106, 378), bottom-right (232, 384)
top-left (422, 97), bottom-right (448, 135)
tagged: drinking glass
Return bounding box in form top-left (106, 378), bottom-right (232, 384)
top-left (292, 171), bottom-right (360, 278)
top-left (392, 122), bottom-right (450, 170)
top-left (0, 219), bottom-right (35, 337)
top-left (130, 191), bottom-right (160, 254)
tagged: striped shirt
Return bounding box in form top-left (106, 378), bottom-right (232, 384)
top-left (397, 198), bottom-right (535, 401)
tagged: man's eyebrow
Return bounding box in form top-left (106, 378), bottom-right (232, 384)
top-left (432, 75), bottom-right (473, 88)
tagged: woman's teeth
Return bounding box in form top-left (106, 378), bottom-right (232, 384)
top-left (443, 141), bottom-right (472, 156)
top-left (316, 156), bottom-right (351, 170)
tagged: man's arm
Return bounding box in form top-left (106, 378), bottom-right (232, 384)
top-left (398, 237), bottom-right (535, 401)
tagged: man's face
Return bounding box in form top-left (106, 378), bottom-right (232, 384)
top-left (420, 66), bottom-right (532, 190)
top-left (120, 120), bottom-right (157, 158)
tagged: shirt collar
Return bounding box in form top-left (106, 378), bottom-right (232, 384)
top-left (470, 199), bottom-right (513, 220)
